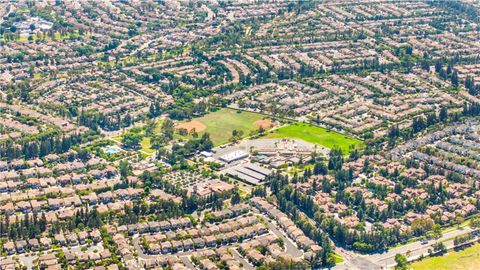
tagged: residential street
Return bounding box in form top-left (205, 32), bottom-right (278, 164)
top-left (179, 255), bottom-right (196, 270)
top-left (130, 213), bottom-right (302, 269)
top-left (333, 247), bottom-right (380, 270)
top-left (367, 226), bottom-right (473, 268)
top-left (231, 249), bottom-right (255, 270)
top-left (260, 213), bottom-right (304, 257)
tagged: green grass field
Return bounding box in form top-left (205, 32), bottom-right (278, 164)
top-left (140, 137), bottom-right (155, 155)
top-left (176, 108), bottom-right (268, 146)
top-left (1, 32), bottom-right (81, 43)
top-left (410, 243), bottom-right (480, 270)
top-left (264, 123), bottom-right (363, 153)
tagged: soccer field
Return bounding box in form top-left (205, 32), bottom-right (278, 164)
top-left (264, 123), bottom-right (363, 153)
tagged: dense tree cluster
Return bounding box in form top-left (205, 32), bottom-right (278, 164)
top-left (141, 170), bottom-right (230, 213)
top-left (147, 100), bottom-right (162, 118)
top-left (165, 133), bottom-right (214, 165)
top-left (269, 172), bottom-right (402, 254)
top-left (0, 132), bottom-right (82, 160)
top-left (78, 110), bottom-right (133, 131)
top-left (0, 207), bottom-right (102, 241)
top-left (266, 173), bottom-right (335, 267)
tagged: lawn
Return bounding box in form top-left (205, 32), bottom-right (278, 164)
top-left (264, 123), bottom-right (363, 153)
top-left (108, 134), bottom-right (155, 155)
top-left (410, 243), bottom-right (480, 270)
top-left (2, 32), bottom-right (81, 43)
top-left (140, 137), bottom-right (155, 155)
top-left (333, 253), bottom-right (344, 264)
top-left (107, 118), bottom-right (165, 156)
top-left (175, 108), bottom-right (269, 146)
top-left (442, 214), bottom-right (478, 234)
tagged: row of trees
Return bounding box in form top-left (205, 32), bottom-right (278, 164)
top-left (147, 100), bottom-right (162, 119)
top-left (464, 76), bottom-right (480, 96)
top-left (433, 59), bottom-right (480, 96)
top-left (0, 206), bottom-right (102, 241)
top-left (385, 104), bottom-right (459, 149)
top-left (78, 110), bottom-right (134, 131)
top-left (0, 132), bottom-right (82, 160)
top-left (118, 201), bottom-right (185, 226)
top-left (0, 212), bottom-right (47, 241)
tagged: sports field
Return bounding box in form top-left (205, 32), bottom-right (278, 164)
top-left (264, 123), bottom-right (363, 153)
top-left (175, 108), bottom-right (273, 146)
top-left (410, 243), bottom-right (480, 270)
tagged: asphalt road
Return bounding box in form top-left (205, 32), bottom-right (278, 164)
top-left (16, 242), bottom-right (104, 270)
top-left (332, 227), bottom-right (476, 270)
top-left (333, 247), bottom-right (380, 270)
top-left (260, 214), bottom-right (304, 257)
top-left (134, 235), bottom-right (253, 270)
top-left (179, 255), bottom-right (196, 269)
top-left (366, 226), bottom-right (474, 268)
top-left (131, 223), bottom-right (297, 269)
top-left (231, 248), bottom-right (255, 270)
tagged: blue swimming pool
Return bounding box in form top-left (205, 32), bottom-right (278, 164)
top-left (104, 146), bottom-right (120, 154)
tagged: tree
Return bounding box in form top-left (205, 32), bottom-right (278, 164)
top-left (394, 254), bottom-right (408, 270)
top-left (148, 101), bottom-right (162, 118)
top-left (177, 128), bottom-right (188, 136)
top-left (161, 119), bottom-right (175, 141)
top-left (470, 217), bottom-right (480, 228)
top-left (229, 129), bottom-right (244, 143)
top-left (119, 160), bottom-right (132, 178)
top-left (122, 132), bottom-right (142, 149)
top-left (122, 114), bottom-right (132, 127)
top-left (431, 224), bottom-right (442, 239)
top-left (328, 147), bottom-right (343, 171)
top-left (257, 126), bottom-right (266, 135)
top-left (439, 107), bottom-right (448, 122)
top-left (145, 120), bottom-right (157, 136)
top-left (451, 71), bottom-right (459, 86)
top-left (447, 64), bottom-right (453, 75)
top-left (77, 149), bottom-right (89, 162)
top-left (435, 60), bottom-right (443, 73)
top-left (313, 162), bottom-right (328, 175)
top-left (199, 133), bottom-right (213, 151)
top-left (348, 148), bottom-right (360, 161)
top-left (412, 116), bottom-right (426, 133)
top-left (231, 189), bottom-right (241, 205)
top-left (439, 68), bottom-right (447, 79)
top-left (432, 242), bottom-right (447, 254)
top-left (411, 217), bottom-right (434, 236)
top-left (455, 215), bottom-right (465, 228)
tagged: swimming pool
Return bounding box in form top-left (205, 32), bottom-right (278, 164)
top-left (104, 146), bottom-right (120, 154)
